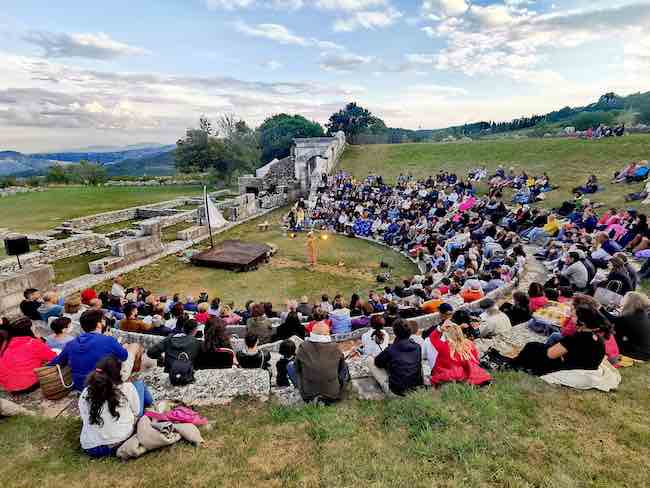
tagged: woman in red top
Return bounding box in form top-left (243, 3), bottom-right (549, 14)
top-left (426, 321), bottom-right (491, 387)
top-left (0, 317), bottom-right (57, 393)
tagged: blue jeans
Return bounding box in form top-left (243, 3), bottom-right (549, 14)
top-left (286, 361), bottom-right (298, 388)
top-left (545, 332), bottom-right (563, 347)
top-left (132, 380), bottom-right (153, 416)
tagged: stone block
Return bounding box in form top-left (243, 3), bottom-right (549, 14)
top-left (177, 225), bottom-right (209, 241)
top-left (137, 367), bottom-right (271, 405)
top-left (0, 265), bottom-right (54, 317)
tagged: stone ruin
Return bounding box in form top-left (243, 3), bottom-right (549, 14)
top-left (238, 131), bottom-right (346, 203)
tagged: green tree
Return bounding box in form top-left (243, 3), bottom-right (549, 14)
top-left (45, 164), bottom-right (69, 184)
top-left (73, 160), bottom-right (107, 185)
top-left (326, 102), bottom-right (386, 143)
top-left (175, 116), bottom-right (261, 181)
top-left (258, 114), bottom-right (324, 163)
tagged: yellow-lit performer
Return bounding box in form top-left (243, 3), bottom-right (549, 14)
top-left (306, 231), bottom-right (317, 267)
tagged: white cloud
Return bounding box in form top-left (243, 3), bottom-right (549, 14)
top-left (422, 0), bottom-right (469, 19)
top-left (205, 0), bottom-right (302, 9)
top-left (0, 52), bottom-right (364, 149)
top-left (234, 22), bottom-right (308, 45)
top-left (333, 6), bottom-right (402, 31)
top-left (320, 51), bottom-right (374, 71)
top-left (22, 31), bottom-right (149, 59)
top-left (419, 2), bottom-right (650, 80)
top-left (316, 0), bottom-right (387, 11)
top-left (261, 60), bottom-right (284, 70)
top-left (234, 21), bottom-right (343, 49)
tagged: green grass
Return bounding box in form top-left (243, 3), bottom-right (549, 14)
top-left (89, 219), bottom-right (140, 235)
top-left (161, 221), bottom-right (195, 242)
top-left (340, 134), bottom-right (650, 209)
top-left (0, 185), bottom-right (202, 233)
top-left (52, 251), bottom-right (111, 283)
top-left (98, 208), bottom-right (417, 308)
top-left (2, 365), bottom-right (648, 487)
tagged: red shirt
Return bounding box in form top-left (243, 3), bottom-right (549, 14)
top-left (0, 337), bottom-right (57, 392)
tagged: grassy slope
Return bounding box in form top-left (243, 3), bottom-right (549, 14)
top-left (4, 137), bottom-right (650, 486)
top-left (0, 185), bottom-right (202, 233)
top-left (98, 208), bottom-right (417, 309)
top-left (340, 134), bottom-right (650, 209)
top-left (2, 366), bottom-right (648, 487)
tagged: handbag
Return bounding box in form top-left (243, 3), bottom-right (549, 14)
top-left (594, 281), bottom-right (624, 308)
top-left (34, 364), bottom-right (73, 400)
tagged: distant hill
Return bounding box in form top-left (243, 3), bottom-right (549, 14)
top-left (0, 145), bottom-right (176, 177)
top-left (106, 150), bottom-right (176, 176)
top-left (427, 91), bottom-right (650, 140)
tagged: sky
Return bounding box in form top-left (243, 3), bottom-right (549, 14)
top-left (1, 0), bottom-right (649, 152)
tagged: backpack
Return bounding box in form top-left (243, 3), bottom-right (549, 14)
top-left (169, 352), bottom-right (195, 386)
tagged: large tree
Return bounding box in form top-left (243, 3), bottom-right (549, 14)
top-left (326, 102), bottom-right (386, 142)
top-left (258, 114), bottom-right (324, 163)
top-left (175, 116), bottom-right (261, 183)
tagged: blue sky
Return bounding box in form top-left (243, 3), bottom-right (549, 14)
top-left (1, 0), bottom-right (649, 151)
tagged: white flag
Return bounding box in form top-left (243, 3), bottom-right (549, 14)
top-left (204, 186), bottom-right (227, 229)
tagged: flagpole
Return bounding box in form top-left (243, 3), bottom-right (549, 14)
top-left (204, 186), bottom-right (214, 248)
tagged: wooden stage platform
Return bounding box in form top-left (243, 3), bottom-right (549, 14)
top-left (190, 240), bottom-right (272, 271)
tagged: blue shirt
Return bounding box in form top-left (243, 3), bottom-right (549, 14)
top-left (50, 332), bottom-right (128, 391)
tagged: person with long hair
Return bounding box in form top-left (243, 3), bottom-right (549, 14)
top-left (504, 305), bottom-right (609, 376)
top-left (79, 356), bottom-right (153, 458)
top-left (424, 320), bottom-right (491, 387)
top-left (196, 317), bottom-right (234, 369)
top-left (360, 315), bottom-right (389, 356)
top-left (0, 317), bottom-right (57, 394)
top-left (606, 291), bottom-right (650, 360)
top-left (274, 311), bottom-right (305, 341)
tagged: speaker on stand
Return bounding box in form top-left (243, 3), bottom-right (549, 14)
top-left (4, 235), bottom-right (30, 269)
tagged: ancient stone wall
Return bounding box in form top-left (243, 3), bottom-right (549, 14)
top-left (63, 198), bottom-right (192, 230)
top-left (292, 132), bottom-right (346, 193)
top-left (0, 265), bottom-right (54, 317)
top-left (0, 234), bottom-right (110, 274)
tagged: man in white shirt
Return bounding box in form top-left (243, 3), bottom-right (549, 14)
top-left (111, 276), bottom-right (126, 299)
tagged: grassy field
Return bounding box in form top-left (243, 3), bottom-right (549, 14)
top-left (0, 185), bottom-right (202, 233)
top-left (52, 251), bottom-right (111, 284)
top-left (340, 134), bottom-right (650, 209)
top-left (161, 221), bottom-right (195, 242)
top-left (2, 365), bottom-right (648, 487)
top-left (97, 208), bottom-right (417, 308)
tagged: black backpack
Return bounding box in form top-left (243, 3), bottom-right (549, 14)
top-left (169, 352), bottom-right (195, 386)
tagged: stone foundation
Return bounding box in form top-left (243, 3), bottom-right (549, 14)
top-left (177, 225), bottom-right (209, 241)
top-left (0, 265), bottom-right (54, 317)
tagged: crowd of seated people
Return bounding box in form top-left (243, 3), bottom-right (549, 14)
top-left (3, 168), bottom-right (650, 458)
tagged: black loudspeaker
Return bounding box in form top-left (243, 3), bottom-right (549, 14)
top-left (4, 235), bottom-right (30, 256)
